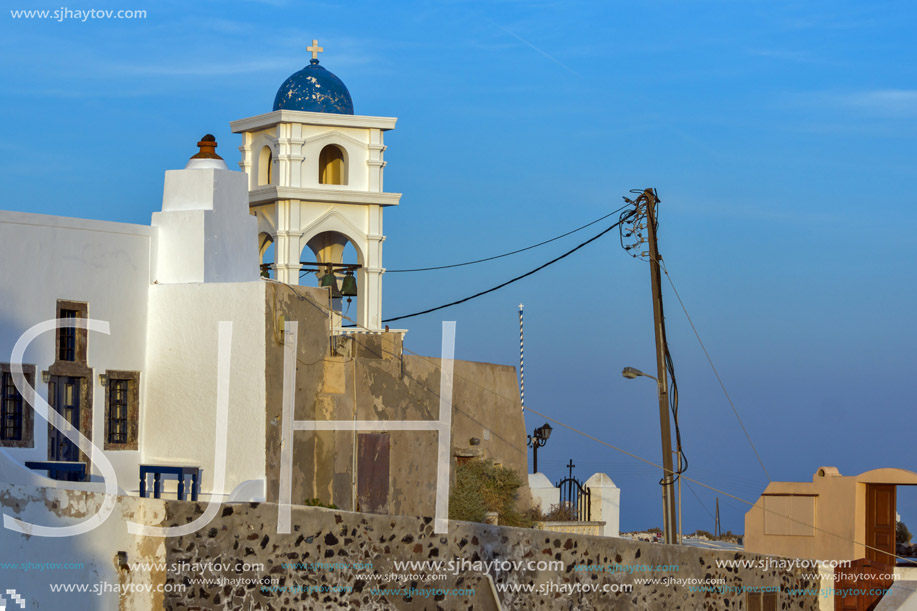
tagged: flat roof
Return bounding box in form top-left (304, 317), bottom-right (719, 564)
top-left (0, 210), bottom-right (152, 237)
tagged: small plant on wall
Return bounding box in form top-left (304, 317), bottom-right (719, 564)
top-left (449, 459), bottom-right (533, 528)
top-left (304, 498), bottom-right (338, 510)
top-left (538, 503), bottom-right (578, 522)
top-left (898, 520), bottom-right (912, 545)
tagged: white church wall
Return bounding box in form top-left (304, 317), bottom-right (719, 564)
top-left (203, 171), bottom-right (260, 283)
top-left (142, 281), bottom-right (267, 501)
top-left (246, 128), bottom-right (276, 189)
top-left (297, 125), bottom-right (372, 192)
top-left (0, 211), bottom-right (151, 489)
top-left (238, 124), bottom-right (374, 192)
top-left (232, 111), bottom-right (396, 196)
top-left (152, 167), bottom-right (259, 285)
top-left (297, 202), bottom-right (373, 262)
top-left (150, 211), bottom-right (205, 284)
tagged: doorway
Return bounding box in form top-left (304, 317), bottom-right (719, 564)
top-left (357, 433), bottom-right (390, 514)
top-left (48, 375), bottom-right (82, 481)
top-left (865, 483), bottom-right (896, 565)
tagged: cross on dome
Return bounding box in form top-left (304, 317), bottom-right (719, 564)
top-left (272, 38), bottom-right (354, 114)
top-left (307, 39), bottom-right (324, 61)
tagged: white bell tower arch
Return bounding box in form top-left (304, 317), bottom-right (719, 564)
top-left (230, 43), bottom-right (400, 331)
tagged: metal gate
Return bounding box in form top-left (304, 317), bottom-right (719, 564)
top-left (555, 476), bottom-right (591, 521)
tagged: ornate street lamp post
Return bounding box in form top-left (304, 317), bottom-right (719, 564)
top-left (527, 423), bottom-right (553, 473)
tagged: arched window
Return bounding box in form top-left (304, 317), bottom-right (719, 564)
top-left (258, 146), bottom-right (273, 186)
top-left (319, 145), bottom-right (346, 185)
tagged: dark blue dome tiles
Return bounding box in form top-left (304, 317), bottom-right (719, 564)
top-left (273, 59), bottom-right (354, 115)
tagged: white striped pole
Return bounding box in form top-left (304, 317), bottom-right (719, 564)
top-left (518, 303), bottom-right (525, 410)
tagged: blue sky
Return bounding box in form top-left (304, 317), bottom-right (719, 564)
top-left (2, 0), bottom-right (916, 535)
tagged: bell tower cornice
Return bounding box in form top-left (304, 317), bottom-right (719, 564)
top-left (230, 110), bottom-right (397, 134)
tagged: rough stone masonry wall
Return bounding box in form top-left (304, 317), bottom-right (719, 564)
top-left (159, 499), bottom-right (822, 611)
top-left (0, 482), bottom-right (824, 610)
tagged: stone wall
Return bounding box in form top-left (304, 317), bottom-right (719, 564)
top-left (263, 282), bottom-right (530, 519)
top-left (0, 482), bottom-right (825, 610)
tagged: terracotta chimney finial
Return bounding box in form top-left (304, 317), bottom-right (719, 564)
top-left (191, 134), bottom-right (223, 160)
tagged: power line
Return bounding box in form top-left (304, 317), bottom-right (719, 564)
top-left (328, 298), bottom-right (902, 559)
top-left (381, 218), bottom-right (628, 324)
top-left (658, 259), bottom-right (772, 483)
top-left (386, 206), bottom-right (630, 273)
top-left (684, 480), bottom-right (716, 522)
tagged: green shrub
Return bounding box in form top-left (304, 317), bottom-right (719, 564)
top-left (449, 459), bottom-right (533, 528)
top-left (540, 503), bottom-right (578, 522)
top-left (898, 521), bottom-right (912, 545)
top-left (304, 498), bottom-right (338, 509)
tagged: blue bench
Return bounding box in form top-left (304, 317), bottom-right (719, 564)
top-left (139, 465), bottom-right (201, 501)
top-left (25, 461), bottom-right (87, 480)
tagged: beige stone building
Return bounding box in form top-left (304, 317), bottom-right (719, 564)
top-left (744, 466), bottom-right (917, 563)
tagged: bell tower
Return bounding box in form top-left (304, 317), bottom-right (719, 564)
top-left (230, 40), bottom-right (400, 331)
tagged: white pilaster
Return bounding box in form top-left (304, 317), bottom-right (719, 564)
top-left (585, 473), bottom-right (621, 538)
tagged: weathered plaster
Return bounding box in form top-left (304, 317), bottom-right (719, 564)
top-left (261, 293), bottom-right (531, 518)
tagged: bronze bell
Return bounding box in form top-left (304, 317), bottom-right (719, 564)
top-left (319, 269), bottom-right (342, 299)
top-left (340, 271), bottom-right (358, 298)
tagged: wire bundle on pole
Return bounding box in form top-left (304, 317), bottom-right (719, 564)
top-left (619, 189), bottom-right (688, 485)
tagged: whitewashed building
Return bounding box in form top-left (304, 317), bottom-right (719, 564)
top-left (0, 135), bottom-right (270, 500)
top-left (0, 47), bottom-right (402, 502)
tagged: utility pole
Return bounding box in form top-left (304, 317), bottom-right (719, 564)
top-left (715, 497), bottom-right (721, 539)
top-left (676, 449), bottom-right (683, 542)
top-left (643, 188), bottom-right (678, 545)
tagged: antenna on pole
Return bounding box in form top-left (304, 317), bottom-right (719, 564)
top-left (518, 303), bottom-right (525, 411)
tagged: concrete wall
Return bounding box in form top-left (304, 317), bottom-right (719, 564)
top-left (0, 211), bottom-right (152, 489)
top-left (262, 281), bottom-right (334, 508)
top-left (0, 482), bottom-right (825, 610)
top-left (745, 477), bottom-right (857, 561)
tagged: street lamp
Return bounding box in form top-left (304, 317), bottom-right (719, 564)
top-left (622, 365), bottom-right (681, 544)
top-left (527, 423), bottom-right (553, 474)
top-left (621, 367), bottom-right (655, 380)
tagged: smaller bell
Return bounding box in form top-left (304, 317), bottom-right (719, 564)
top-left (319, 269), bottom-right (342, 299)
top-left (340, 271), bottom-right (358, 298)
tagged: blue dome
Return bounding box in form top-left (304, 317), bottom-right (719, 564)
top-left (273, 59), bottom-right (354, 114)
